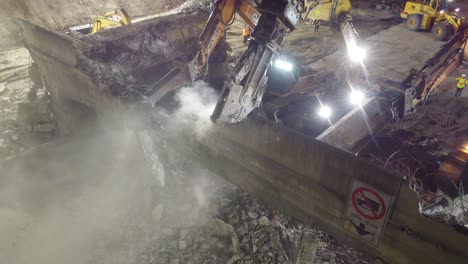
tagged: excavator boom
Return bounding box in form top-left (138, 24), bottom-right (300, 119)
top-left (146, 0), bottom-right (262, 104)
top-left (188, 0), bottom-right (261, 81)
top-left (91, 8), bottom-right (131, 33)
top-left (210, 0), bottom-right (302, 123)
top-left (211, 0), bottom-right (360, 123)
top-left (400, 26), bottom-right (468, 118)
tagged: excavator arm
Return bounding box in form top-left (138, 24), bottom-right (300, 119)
top-left (189, 0), bottom-right (262, 80)
top-left (399, 26), bottom-right (468, 118)
top-left (145, 0), bottom-right (261, 104)
top-left (210, 0), bottom-right (303, 123)
top-left (91, 9), bottom-right (131, 33)
top-left (148, 0), bottom-right (360, 123)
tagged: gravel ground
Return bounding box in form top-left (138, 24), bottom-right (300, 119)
top-left (0, 48), bottom-right (56, 160)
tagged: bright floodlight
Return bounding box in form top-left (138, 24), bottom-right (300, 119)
top-left (274, 59), bottom-right (293, 72)
top-left (349, 90), bottom-right (365, 105)
top-left (318, 105), bottom-right (332, 119)
top-left (455, 8), bottom-right (460, 12)
top-left (347, 43), bottom-right (366, 63)
top-left (440, 10), bottom-right (445, 14)
top-left (463, 143), bottom-right (468, 154)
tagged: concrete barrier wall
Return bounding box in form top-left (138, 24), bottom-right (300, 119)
top-left (317, 98), bottom-right (386, 151)
top-left (18, 19), bottom-right (121, 134)
top-left (190, 117), bottom-right (468, 263)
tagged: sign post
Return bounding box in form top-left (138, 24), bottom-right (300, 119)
top-left (344, 179), bottom-right (393, 247)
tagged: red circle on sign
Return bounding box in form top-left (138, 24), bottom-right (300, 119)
top-left (351, 187), bottom-right (386, 220)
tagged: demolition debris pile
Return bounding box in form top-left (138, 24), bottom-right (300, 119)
top-left (77, 13), bottom-right (207, 100)
top-left (357, 90), bottom-right (468, 230)
top-left (136, 187), bottom-right (369, 264)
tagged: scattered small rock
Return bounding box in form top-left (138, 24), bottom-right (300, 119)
top-left (178, 240), bottom-right (186, 249)
top-left (207, 218), bottom-right (236, 237)
top-left (258, 216), bottom-right (270, 226)
top-left (247, 211), bottom-right (258, 219)
top-left (0, 84), bottom-right (8, 95)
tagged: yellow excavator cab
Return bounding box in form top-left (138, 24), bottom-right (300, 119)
top-left (302, 0), bottom-right (352, 23)
top-left (91, 8), bottom-right (132, 34)
top-left (401, 0), bottom-right (465, 41)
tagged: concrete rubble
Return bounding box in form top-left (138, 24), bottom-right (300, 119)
top-left (76, 14), bottom-right (208, 100)
top-left (135, 184), bottom-right (370, 264)
top-left (422, 192), bottom-right (468, 229)
top-left (351, 54), bottom-right (468, 231)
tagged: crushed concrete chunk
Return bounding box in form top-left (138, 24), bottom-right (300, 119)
top-left (258, 216), bottom-right (270, 226)
top-left (247, 211), bottom-right (258, 219)
top-left (293, 233), bottom-right (319, 264)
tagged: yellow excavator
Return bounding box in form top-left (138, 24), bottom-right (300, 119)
top-left (303, 0), bottom-right (352, 23)
top-left (148, 0), bottom-right (360, 124)
top-left (91, 8), bottom-right (131, 33)
top-left (398, 24), bottom-right (468, 118)
top-left (68, 8), bottom-right (131, 34)
top-left (401, 0), bottom-right (465, 41)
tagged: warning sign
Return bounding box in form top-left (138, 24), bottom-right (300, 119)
top-left (344, 179), bottom-right (393, 247)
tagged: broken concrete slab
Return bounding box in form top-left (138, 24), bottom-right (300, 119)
top-left (18, 12), bottom-right (208, 134)
top-left (316, 97), bottom-right (387, 152)
top-left (293, 233), bottom-right (318, 264)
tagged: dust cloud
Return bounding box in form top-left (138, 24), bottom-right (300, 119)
top-left (170, 81), bottom-right (218, 136)
top-left (0, 81), bottom-right (228, 264)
